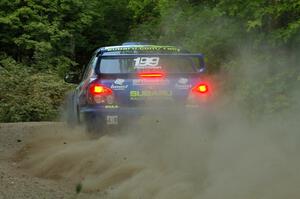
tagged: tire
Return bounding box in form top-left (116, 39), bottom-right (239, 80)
top-left (84, 114), bottom-right (107, 138)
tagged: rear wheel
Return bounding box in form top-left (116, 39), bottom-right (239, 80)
top-left (84, 114), bottom-right (108, 138)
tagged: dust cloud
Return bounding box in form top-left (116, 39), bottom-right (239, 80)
top-left (16, 46), bottom-right (300, 199)
top-left (17, 99), bottom-right (300, 199)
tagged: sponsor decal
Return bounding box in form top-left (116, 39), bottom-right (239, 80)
top-left (175, 78), bottom-right (191, 89)
top-left (132, 79), bottom-right (169, 86)
top-left (114, 78), bottom-right (125, 85)
top-left (130, 90), bottom-right (172, 99)
top-left (178, 78), bottom-right (188, 84)
top-left (106, 46), bottom-right (180, 52)
top-left (105, 105), bottom-right (119, 109)
top-left (111, 79), bottom-right (128, 90)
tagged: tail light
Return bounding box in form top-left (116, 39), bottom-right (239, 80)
top-left (187, 82), bottom-right (210, 105)
top-left (192, 83), bottom-right (209, 94)
top-left (88, 82), bottom-right (114, 104)
top-left (89, 83), bottom-right (112, 96)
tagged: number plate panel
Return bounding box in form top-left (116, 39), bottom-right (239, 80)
top-left (106, 115), bottom-right (118, 125)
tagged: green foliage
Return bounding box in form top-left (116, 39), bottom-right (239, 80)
top-left (217, 0), bottom-right (300, 45)
top-left (0, 0), bottom-right (132, 68)
top-left (0, 56), bottom-right (73, 122)
top-left (0, 0), bottom-right (132, 122)
top-left (129, 0), bottom-right (246, 70)
top-left (130, 0), bottom-right (300, 68)
top-left (128, 0), bottom-right (161, 42)
top-left (0, 0), bottom-right (299, 121)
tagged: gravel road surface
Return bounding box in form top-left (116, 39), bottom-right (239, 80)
top-left (1, 118), bottom-right (299, 199)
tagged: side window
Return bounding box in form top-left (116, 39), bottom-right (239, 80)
top-left (82, 54), bottom-right (97, 80)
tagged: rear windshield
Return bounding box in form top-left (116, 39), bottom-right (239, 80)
top-left (98, 53), bottom-right (201, 74)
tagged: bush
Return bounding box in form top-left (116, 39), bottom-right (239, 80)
top-left (0, 56), bottom-right (73, 122)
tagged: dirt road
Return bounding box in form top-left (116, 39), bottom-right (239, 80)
top-left (0, 116), bottom-right (299, 199)
top-left (0, 123), bottom-right (79, 199)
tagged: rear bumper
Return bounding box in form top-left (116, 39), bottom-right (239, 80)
top-left (79, 104), bottom-right (211, 125)
top-left (80, 104), bottom-right (206, 116)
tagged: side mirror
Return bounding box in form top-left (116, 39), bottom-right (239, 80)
top-left (64, 72), bottom-right (80, 84)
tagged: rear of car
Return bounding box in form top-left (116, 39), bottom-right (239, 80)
top-left (66, 44), bottom-right (212, 134)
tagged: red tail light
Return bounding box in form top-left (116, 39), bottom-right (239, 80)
top-left (89, 83), bottom-right (112, 96)
top-left (138, 72), bottom-right (165, 79)
top-left (192, 83), bottom-right (209, 94)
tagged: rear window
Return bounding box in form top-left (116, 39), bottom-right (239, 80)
top-left (98, 53), bottom-right (201, 74)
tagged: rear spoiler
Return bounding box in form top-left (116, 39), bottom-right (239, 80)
top-left (95, 53), bottom-right (206, 76)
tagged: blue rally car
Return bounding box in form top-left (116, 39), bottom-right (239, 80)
top-left (64, 43), bottom-right (212, 134)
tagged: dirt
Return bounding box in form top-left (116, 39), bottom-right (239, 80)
top-left (0, 123), bottom-right (73, 199)
top-left (0, 112), bottom-right (300, 199)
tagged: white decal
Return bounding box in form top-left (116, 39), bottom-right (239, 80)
top-left (175, 78), bottom-right (191, 89)
top-left (107, 115), bottom-right (118, 125)
top-left (114, 78), bottom-right (125, 85)
top-left (178, 78), bottom-right (188, 85)
top-left (134, 57), bottom-right (161, 69)
top-left (111, 79), bottom-right (128, 90)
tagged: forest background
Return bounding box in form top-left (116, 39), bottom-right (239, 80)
top-left (0, 0), bottom-right (299, 122)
